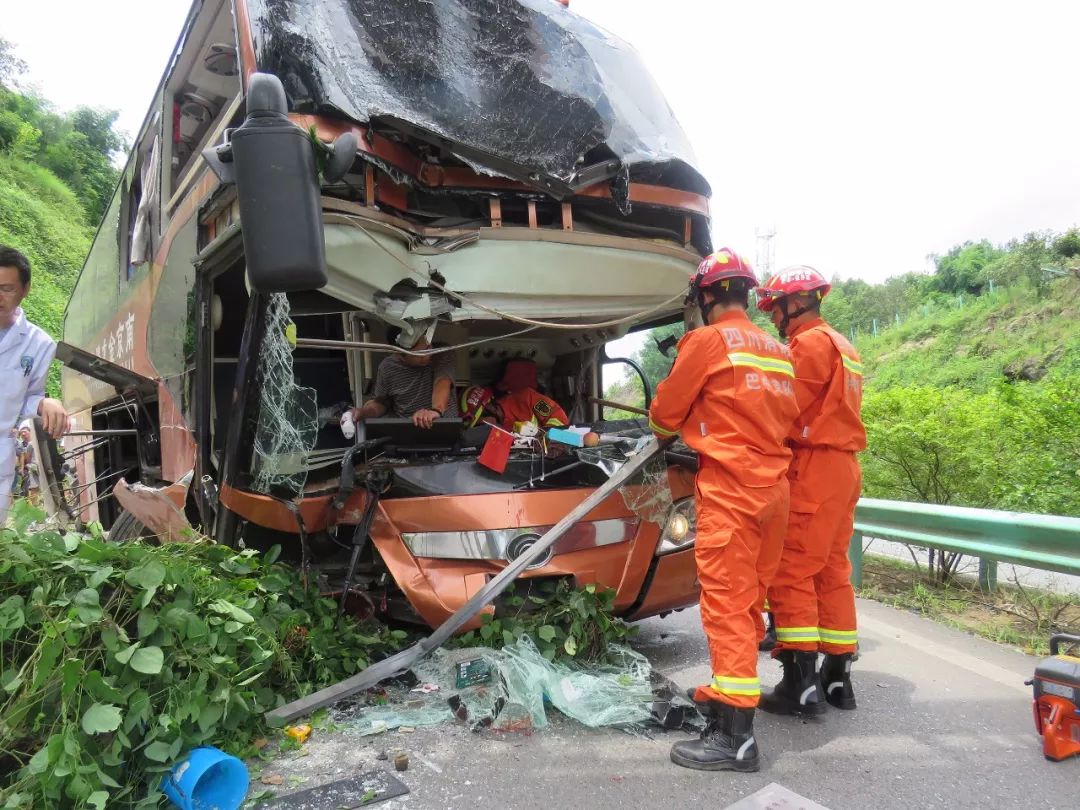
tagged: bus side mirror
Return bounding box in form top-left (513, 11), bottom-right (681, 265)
top-left (203, 73), bottom-right (335, 292)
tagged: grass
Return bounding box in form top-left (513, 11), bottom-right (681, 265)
top-left (0, 152), bottom-right (92, 396)
top-left (857, 279), bottom-right (1080, 391)
top-left (858, 553), bottom-right (1080, 656)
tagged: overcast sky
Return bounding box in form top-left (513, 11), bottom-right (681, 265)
top-left (5, 0), bottom-right (1080, 284)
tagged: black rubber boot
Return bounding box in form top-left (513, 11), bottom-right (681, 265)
top-left (819, 653), bottom-right (857, 710)
top-left (758, 613), bottom-right (777, 652)
top-left (759, 650), bottom-right (825, 716)
top-left (670, 702), bottom-right (760, 772)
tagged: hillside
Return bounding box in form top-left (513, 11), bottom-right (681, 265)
top-left (859, 278), bottom-right (1080, 390)
top-left (0, 154), bottom-right (92, 394)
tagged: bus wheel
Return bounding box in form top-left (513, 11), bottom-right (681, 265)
top-left (108, 510), bottom-right (153, 543)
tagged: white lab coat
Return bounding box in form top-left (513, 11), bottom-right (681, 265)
top-left (0, 308), bottom-right (56, 523)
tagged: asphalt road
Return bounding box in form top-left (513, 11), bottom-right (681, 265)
top-left (253, 599), bottom-right (1076, 809)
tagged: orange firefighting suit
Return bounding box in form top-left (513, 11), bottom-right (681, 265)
top-left (649, 310), bottom-right (800, 708)
top-left (767, 317), bottom-right (866, 656)
top-left (496, 387), bottom-right (569, 430)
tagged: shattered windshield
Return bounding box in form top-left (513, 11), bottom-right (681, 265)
top-left (246, 0), bottom-right (708, 198)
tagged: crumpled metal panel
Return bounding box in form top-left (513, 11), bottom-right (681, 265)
top-left (246, 0), bottom-right (708, 198)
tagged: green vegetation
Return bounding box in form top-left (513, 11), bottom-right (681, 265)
top-left (0, 37), bottom-right (124, 395)
top-left (453, 579), bottom-right (637, 664)
top-left (0, 504), bottom-right (405, 809)
top-left (858, 553), bottom-right (1078, 656)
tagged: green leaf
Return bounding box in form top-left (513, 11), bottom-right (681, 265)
top-left (1, 668), bottom-right (22, 693)
top-left (28, 746), bottom-right (51, 775)
top-left (137, 610), bottom-right (159, 638)
top-left (564, 636), bottom-right (578, 656)
top-left (115, 642), bottom-right (141, 665)
top-left (73, 588), bottom-right (103, 623)
top-left (87, 565), bottom-right (114, 588)
top-left (125, 560), bottom-right (166, 591)
top-left (263, 545), bottom-right (281, 565)
top-left (129, 646), bottom-right (164, 675)
top-left (0, 595), bottom-right (26, 639)
top-left (84, 670), bottom-right (124, 704)
top-left (197, 702), bottom-right (224, 733)
top-left (61, 658), bottom-right (83, 698)
top-left (537, 624), bottom-right (557, 643)
top-left (81, 703), bottom-right (123, 734)
top-left (143, 740), bottom-right (173, 762)
top-left (87, 791), bottom-right (109, 810)
top-left (210, 599), bottom-right (254, 624)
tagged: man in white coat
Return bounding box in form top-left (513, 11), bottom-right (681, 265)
top-left (0, 246), bottom-right (68, 524)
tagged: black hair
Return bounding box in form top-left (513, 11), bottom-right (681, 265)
top-left (0, 245), bottom-right (30, 286)
top-left (702, 277), bottom-right (755, 310)
top-left (386, 326), bottom-right (402, 347)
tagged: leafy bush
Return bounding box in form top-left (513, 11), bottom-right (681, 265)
top-left (0, 506), bottom-right (404, 809)
top-left (454, 579), bottom-right (637, 664)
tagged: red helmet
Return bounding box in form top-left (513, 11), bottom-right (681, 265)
top-left (756, 265), bottom-right (831, 312)
top-left (690, 248), bottom-right (757, 292)
top-left (460, 385), bottom-right (496, 427)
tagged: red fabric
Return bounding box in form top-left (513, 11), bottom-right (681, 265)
top-left (497, 388), bottom-right (569, 429)
top-left (648, 309), bottom-right (800, 488)
top-left (497, 360), bottom-right (538, 393)
top-left (786, 318), bottom-right (866, 451)
top-left (768, 448), bottom-right (860, 654)
top-left (477, 427), bottom-right (513, 473)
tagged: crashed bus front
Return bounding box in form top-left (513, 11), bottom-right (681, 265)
top-left (56, 0), bottom-right (711, 629)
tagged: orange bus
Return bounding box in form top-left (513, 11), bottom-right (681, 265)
top-left (52, 0), bottom-right (711, 629)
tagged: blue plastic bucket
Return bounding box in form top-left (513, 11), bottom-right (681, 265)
top-left (161, 746), bottom-right (249, 810)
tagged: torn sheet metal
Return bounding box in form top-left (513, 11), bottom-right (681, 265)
top-left (112, 469), bottom-right (194, 542)
top-left (246, 0), bottom-right (708, 198)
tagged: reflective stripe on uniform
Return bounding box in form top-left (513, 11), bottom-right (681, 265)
top-left (648, 417), bottom-right (679, 437)
top-left (711, 675), bottom-right (761, 697)
top-left (775, 626), bottom-right (821, 643)
top-left (841, 355), bottom-right (863, 376)
top-left (819, 627), bottom-right (858, 645)
top-left (728, 352), bottom-right (795, 378)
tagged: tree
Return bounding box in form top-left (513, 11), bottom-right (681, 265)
top-left (861, 386), bottom-right (1007, 581)
top-left (0, 37), bottom-right (27, 88)
top-left (930, 240), bottom-right (1003, 295)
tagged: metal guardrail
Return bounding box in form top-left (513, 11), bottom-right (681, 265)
top-left (849, 498), bottom-right (1080, 591)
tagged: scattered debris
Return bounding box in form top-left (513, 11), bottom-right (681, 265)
top-left (410, 683), bottom-right (441, 694)
top-left (255, 771), bottom-right (409, 808)
top-left (333, 636), bottom-right (704, 739)
top-left (261, 774), bottom-right (285, 786)
top-left (284, 724), bottom-right (312, 744)
top-left (393, 753), bottom-right (409, 772)
top-left (375, 750), bottom-right (388, 761)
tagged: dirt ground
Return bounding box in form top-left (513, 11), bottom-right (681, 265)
top-left (858, 554), bottom-right (1080, 655)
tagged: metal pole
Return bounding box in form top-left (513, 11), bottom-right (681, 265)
top-left (978, 558), bottom-right (998, 593)
top-left (63, 430), bottom-right (139, 437)
top-left (849, 531), bottom-right (864, 588)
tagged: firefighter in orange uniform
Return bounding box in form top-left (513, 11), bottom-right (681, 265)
top-left (649, 249), bottom-right (799, 772)
top-left (756, 266), bottom-right (866, 716)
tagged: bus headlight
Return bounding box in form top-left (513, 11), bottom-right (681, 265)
top-left (656, 497), bottom-right (697, 555)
